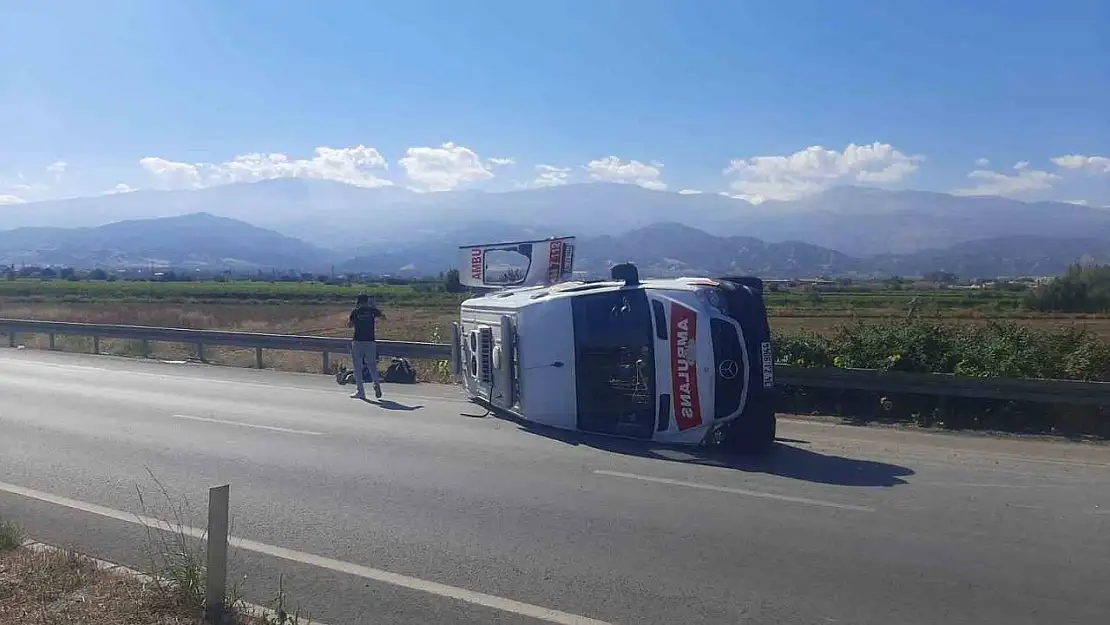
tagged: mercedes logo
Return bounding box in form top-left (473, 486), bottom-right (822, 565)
top-left (718, 359), bottom-right (740, 380)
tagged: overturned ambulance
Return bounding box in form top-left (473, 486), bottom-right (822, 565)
top-left (449, 236), bottom-right (777, 452)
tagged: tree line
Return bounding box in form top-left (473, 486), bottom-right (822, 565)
top-left (1027, 264), bottom-right (1110, 313)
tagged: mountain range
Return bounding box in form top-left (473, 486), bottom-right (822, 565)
top-left (7, 179), bottom-right (1110, 256)
top-left (0, 213), bottom-right (333, 270)
top-left (2, 181), bottom-right (1110, 278)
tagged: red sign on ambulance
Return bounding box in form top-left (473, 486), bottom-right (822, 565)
top-left (470, 248), bottom-right (484, 281)
top-left (547, 240), bottom-right (564, 284)
top-left (669, 303), bottom-right (702, 431)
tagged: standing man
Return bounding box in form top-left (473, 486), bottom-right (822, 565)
top-left (347, 293), bottom-right (385, 400)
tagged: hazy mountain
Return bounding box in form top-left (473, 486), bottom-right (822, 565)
top-left (874, 236), bottom-right (1110, 278)
top-left (747, 187), bottom-right (1110, 255)
top-left (0, 213), bottom-right (336, 270)
top-left (341, 223), bottom-right (1110, 279)
top-left (2, 180), bottom-right (745, 253)
top-left (5, 181), bottom-right (1110, 258)
top-left (2, 211), bottom-right (1106, 279)
top-left (0, 180), bottom-right (441, 254)
top-left (572, 223), bottom-right (861, 277)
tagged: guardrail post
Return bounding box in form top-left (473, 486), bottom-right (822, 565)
top-left (255, 347), bottom-right (264, 369)
top-left (196, 342), bottom-right (206, 363)
top-left (935, 395), bottom-right (949, 422)
top-left (140, 339), bottom-right (150, 358)
top-left (205, 484), bottom-right (230, 623)
top-left (92, 336), bottom-right (100, 355)
top-left (322, 351), bottom-right (330, 374)
top-left (7, 331), bottom-right (14, 348)
top-left (48, 332), bottom-right (56, 350)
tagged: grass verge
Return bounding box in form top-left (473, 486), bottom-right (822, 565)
top-left (0, 479), bottom-right (314, 624)
top-left (0, 540), bottom-right (309, 624)
top-left (132, 472), bottom-right (314, 624)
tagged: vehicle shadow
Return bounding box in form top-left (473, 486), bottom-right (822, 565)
top-left (367, 399), bottom-right (424, 411)
top-left (513, 420), bottom-right (915, 487)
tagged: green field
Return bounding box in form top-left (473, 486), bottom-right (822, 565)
top-left (0, 277), bottom-right (1029, 311)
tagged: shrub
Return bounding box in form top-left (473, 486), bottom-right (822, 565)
top-left (0, 516), bottom-right (22, 551)
top-left (774, 319), bottom-right (1110, 381)
top-left (1027, 264), bottom-right (1110, 313)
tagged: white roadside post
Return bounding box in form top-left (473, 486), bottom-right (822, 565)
top-left (205, 484), bottom-right (231, 622)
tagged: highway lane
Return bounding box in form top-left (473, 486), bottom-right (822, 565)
top-left (1, 349), bottom-right (1109, 624)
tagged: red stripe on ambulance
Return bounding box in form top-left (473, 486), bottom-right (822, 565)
top-left (669, 303), bottom-right (702, 431)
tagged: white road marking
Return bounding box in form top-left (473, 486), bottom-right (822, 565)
top-left (171, 414), bottom-right (323, 436)
top-left (0, 480), bottom-right (614, 625)
top-left (913, 481), bottom-right (1039, 489)
top-left (0, 356), bottom-right (464, 405)
top-left (1005, 503), bottom-right (1046, 511)
top-left (966, 453), bottom-right (1110, 470)
top-left (778, 417), bottom-right (839, 427)
top-left (594, 470), bottom-right (875, 513)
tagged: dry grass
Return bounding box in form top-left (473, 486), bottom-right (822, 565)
top-left (0, 545), bottom-right (308, 625)
top-left (0, 545), bottom-right (202, 625)
top-left (0, 301), bottom-right (458, 383)
top-left (0, 301), bottom-right (457, 341)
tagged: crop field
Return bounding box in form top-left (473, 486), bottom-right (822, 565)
top-left (3, 277), bottom-right (1110, 334)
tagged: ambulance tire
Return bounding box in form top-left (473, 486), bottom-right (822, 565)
top-left (724, 411), bottom-right (777, 455)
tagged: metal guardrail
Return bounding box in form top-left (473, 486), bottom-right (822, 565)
top-left (0, 318), bottom-right (447, 372)
top-left (775, 365), bottom-right (1110, 407)
top-left (2, 318), bottom-right (1109, 406)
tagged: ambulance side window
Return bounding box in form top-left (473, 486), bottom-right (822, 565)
top-left (652, 300), bottom-right (667, 340)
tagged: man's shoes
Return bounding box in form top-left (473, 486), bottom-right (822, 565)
top-left (350, 390), bottom-right (366, 400)
top-left (373, 383), bottom-right (383, 399)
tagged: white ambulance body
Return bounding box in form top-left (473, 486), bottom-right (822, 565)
top-left (450, 236), bottom-right (777, 450)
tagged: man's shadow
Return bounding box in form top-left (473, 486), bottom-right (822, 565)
top-left (359, 398), bottom-right (424, 411)
top-left (509, 418), bottom-right (914, 487)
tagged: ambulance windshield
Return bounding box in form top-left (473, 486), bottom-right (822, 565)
top-left (571, 289), bottom-right (657, 438)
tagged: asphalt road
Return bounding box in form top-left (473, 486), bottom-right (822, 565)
top-left (1, 349), bottom-right (1109, 625)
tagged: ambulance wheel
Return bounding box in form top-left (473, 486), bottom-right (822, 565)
top-left (726, 412), bottom-right (777, 455)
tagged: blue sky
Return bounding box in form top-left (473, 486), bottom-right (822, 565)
top-left (1, 0), bottom-right (1107, 205)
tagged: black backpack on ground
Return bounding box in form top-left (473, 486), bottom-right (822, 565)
top-left (335, 358), bottom-right (418, 385)
top-left (382, 357), bottom-right (417, 384)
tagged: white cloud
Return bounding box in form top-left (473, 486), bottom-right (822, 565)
top-left (584, 156), bottom-right (666, 190)
top-left (952, 161), bottom-right (1060, 197)
top-left (975, 157), bottom-right (991, 168)
top-left (104, 183), bottom-right (137, 195)
top-left (1052, 154), bottom-right (1110, 175)
top-left (722, 142), bottom-right (924, 204)
top-left (46, 161), bottom-right (67, 174)
top-left (1065, 199), bottom-right (1090, 206)
top-left (398, 142), bottom-right (495, 192)
top-left (678, 189), bottom-right (702, 195)
top-left (138, 157), bottom-right (203, 188)
top-left (532, 164), bottom-right (571, 188)
top-left (140, 145), bottom-right (392, 190)
top-left (488, 157), bottom-right (516, 167)
top-left (0, 194), bottom-right (26, 205)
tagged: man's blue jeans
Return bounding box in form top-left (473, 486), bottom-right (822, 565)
top-left (350, 340), bottom-right (381, 395)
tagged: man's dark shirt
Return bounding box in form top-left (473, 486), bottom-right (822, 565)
top-left (350, 305), bottom-right (382, 342)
